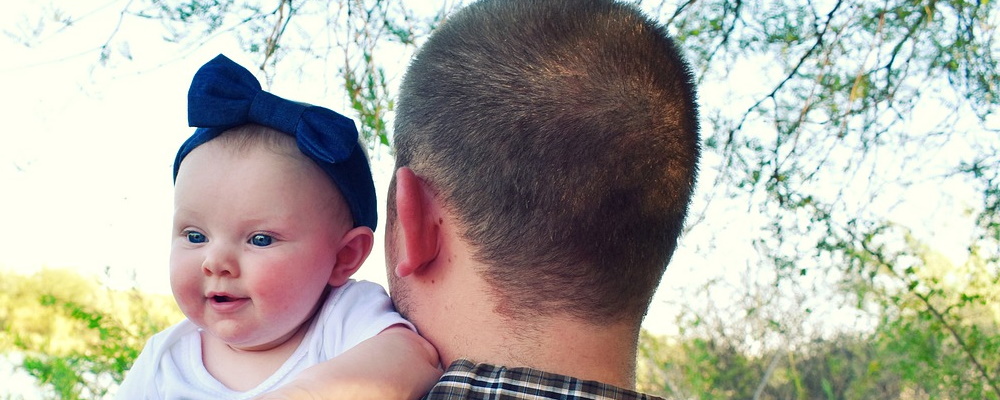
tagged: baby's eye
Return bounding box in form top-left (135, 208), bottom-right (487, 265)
top-left (249, 234), bottom-right (273, 247)
top-left (186, 231), bottom-right (207, 243)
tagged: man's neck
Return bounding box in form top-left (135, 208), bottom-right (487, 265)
top-left (424, 269), bottom-right (639, 388)
top-left (404, 213), bottom-right (640, 389)
top-left (465, 315), bottom-right (639, 388)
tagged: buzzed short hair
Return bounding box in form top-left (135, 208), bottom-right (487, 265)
top-left (393, 0), bottom-right (700, 324)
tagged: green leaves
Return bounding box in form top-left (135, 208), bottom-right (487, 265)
top-left (1, 269), bottom-right (181, 399)
top-left (345, 52), bottom-right (393, 150)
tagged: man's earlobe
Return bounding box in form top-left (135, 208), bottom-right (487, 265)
top-left (394, 167), bottom-right (441, 278)
top-left (328, 226), bottom-right (374, 286)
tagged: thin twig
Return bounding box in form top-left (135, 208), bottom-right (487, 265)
top-left (854, 232), bottom-right (1000, 397)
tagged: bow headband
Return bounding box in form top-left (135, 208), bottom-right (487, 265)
top-left (173, 54), bottom-right (377, 230)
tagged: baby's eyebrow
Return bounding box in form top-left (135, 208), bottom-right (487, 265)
top-left (170, 208), bottom-right (204, 225)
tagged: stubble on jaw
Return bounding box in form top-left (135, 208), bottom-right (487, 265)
top-left (384, 205), bottom-right (413, 320)
top-left (387, 266), bottom-right (413, 320)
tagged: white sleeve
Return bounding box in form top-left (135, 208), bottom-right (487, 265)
top-left (114, 334), bottom-right (163, 400)
top-left (314, 280), bottom-right (414, 359)
top-left (112, 320), bottom-right (203, 400)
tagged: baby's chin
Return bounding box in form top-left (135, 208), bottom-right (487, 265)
top-left (210, 319), bottom-right (312, 353)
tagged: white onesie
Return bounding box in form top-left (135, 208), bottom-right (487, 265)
top-left (115, 280), bottom-right (410, 399)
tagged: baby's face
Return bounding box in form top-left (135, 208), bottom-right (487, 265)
top-left (170, 139), bottom-right (349, 351)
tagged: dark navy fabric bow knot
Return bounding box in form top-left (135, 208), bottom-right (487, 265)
top-left (173, 54), bottom-right (377, 230)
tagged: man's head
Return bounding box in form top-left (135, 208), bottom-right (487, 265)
top-left (389, 0), bottom-right (699, 327)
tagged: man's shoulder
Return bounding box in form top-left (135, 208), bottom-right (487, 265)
top-left (422, 359), bottom-right (667, 400)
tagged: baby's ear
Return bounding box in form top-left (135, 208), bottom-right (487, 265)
top-left (328, 226), bottom-right (374, 286)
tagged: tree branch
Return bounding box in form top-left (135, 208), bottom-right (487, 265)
top-left (260, 0), bottom-right (295, 71)
top-left (854, 232), bottom-right (1000, 397)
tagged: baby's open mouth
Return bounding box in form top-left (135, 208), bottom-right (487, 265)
top-left (206, 293), bottom-right (247, 311)
top-left (212, 295), bottom-right (238, 303)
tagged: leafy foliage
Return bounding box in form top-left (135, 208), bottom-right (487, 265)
top-left (0, 269), bottom-right (181, 399)
top-left (640, 307), bottom-right (998, 399)
top-left (652, 0), bottom-right (999, 396)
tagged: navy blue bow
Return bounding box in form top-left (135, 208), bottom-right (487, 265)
top-left (173, 54), bottom-right (377, 230)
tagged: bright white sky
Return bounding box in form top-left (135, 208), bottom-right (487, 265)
top-left (2, 2), bottom-right (201, 291)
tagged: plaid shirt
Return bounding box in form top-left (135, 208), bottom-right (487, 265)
top-left (423, 359), bottom-right (666, 400)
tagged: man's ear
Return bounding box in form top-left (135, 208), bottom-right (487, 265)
top-left (393, 167), bottom-right (441, 278)
top-left (328, 226), bottom-right (374, 286)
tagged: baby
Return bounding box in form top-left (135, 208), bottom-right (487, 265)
top-left (116, 55), bottom-right (440, 399)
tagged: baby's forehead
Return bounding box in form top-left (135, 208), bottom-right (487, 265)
top-left (213, 133), bottom-right (331, 183)
top-left (177, 136), bottom-right (353, 223)
top-left (214, 125), bottom-right (299, 154)
top-left (202, 126), bottom-right (326, 174)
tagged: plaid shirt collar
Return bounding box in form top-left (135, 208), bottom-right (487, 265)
top-left (423, 359), bottom-right (666, 400)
